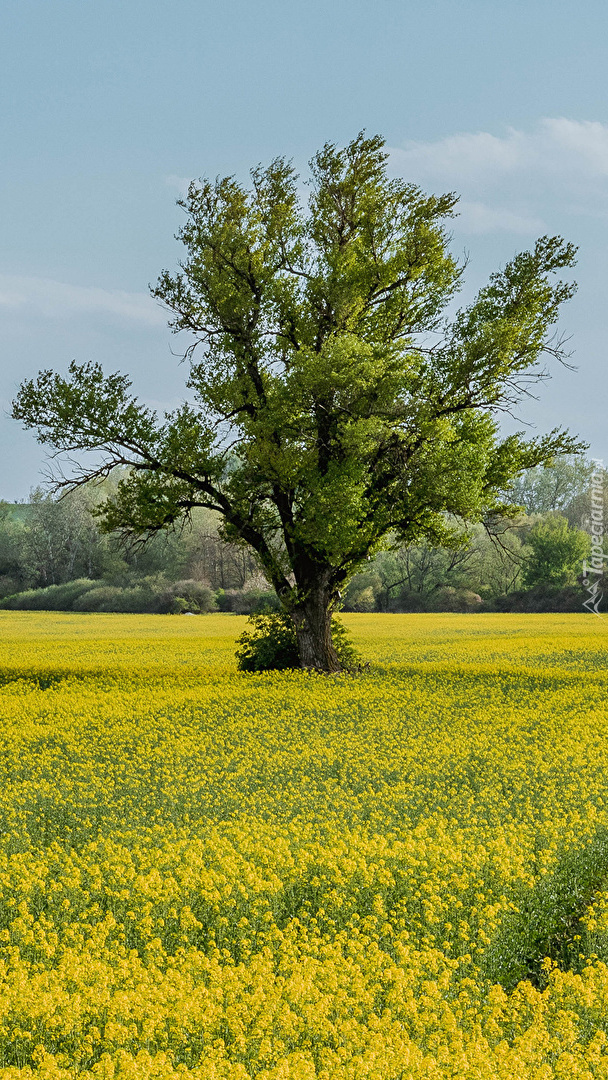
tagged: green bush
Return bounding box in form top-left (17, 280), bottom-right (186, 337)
top-left (235, 611), bottom-right (361, 672)
top-left (73, 586), bottom-right (125, 612)
top-left (216, 587), bottom-right (280, 614)
top-left (426, 586), bottom-right (483, 613)
top-left (159, 580), bottom-right (217, 614)
top-left (0, 579), bottom-right (99, 610)
top-left (72, 582), bottom-right (154, 613)
top-left (235, 612), bottom-right (298, 671)
top-left (170, 597), bottom-right (195, 614)
top-left (492, 583), bottom-right (586, 613)
top-left (0, 575), bottom-right (219, 614)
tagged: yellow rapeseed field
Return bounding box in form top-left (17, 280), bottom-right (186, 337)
top-left (1, 611), bottom-right (608, 1078)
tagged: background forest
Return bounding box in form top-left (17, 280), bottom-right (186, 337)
top-left (0, 456), bottom-right (603, 615)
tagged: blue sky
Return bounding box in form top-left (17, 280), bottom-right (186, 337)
top-left (2, 0), bottom-right (608, 498)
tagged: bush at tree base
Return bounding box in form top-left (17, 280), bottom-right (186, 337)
top-left (235, 611), bottom-right (361, 672)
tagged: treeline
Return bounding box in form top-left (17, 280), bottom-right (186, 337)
top-left (0, 476), bottom-right (275, 615)
top-left (0, 457), bottom-right (603, 614)
top-left (346, 456), bottom-right (602, 613)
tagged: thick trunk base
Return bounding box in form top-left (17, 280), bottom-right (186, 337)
top-left (292, 598), bottom-right (340, 673)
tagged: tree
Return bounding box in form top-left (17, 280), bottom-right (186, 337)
top-left (344, 521), bottom-right (527, 611)
top-left (0, 502), bottom-right (28, 596)
top-left (563, 462), bottom-right (608, 531)
top-left (22, 488), bottom-right (107, 586)
top-left (509, 455), bottom-right (593, 515)
top-left (13, 133), bottom-right (584, 671)
top-left (522, 515), bottom-right (590, 588)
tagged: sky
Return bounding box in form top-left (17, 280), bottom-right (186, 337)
top-left (2, 0), bottom-right (608, 498)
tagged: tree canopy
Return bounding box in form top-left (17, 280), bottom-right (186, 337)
top-left (13, 133), bottom-right (585, 670)
top-left (522, 516), bottom-right (590, 589)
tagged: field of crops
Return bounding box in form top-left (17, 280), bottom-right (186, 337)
top-left (1, 611), bottom-right (608, 1078)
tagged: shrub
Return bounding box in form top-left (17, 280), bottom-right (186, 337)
top-left (381, 586), bottom-right (483, 613)
top-left (235, 611), bottom-right (361, 672)
top-left (235, 612), bottom-right (298, 671)
top-left (74, 583), bottom-right (159, 613)
top-left (216, 587), bottom-right (280, 615)
top-left (170, 597), bottom-right (195, 614)
top-left (0, 579), bottom-right (99, 610)
top-left (73, 586), bottom-right (125, 612)
top-left (427, 586), bottom-right (483, 613)
top-left (492, 583), bottom-right (585, 613)
top-left (345, 585), bottom-right (377, 612)
top-left (330, 617), bottom-right (362, 670)
top-left (160, 580), bottom-right (217, 614)
top-left (387, 589), bottom-right (428, 613)
top-left (2, 575), bottom-right (219, 615)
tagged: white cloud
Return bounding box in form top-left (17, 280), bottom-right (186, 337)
top-left (530, 118), bottom-right (608, 180)
top-left (388, 119), bottom-right (608, 234)
top-left (390, 128), bottom-right (528, 185)
top-left (390, 119), bottom-right (608, 185)
top-left (0, 275), bottom-right (165, 327)
top-left (454, 201), bottom-right (546, 236)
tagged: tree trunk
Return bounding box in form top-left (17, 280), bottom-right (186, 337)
top-left (292, 586), bottom-right (341, 673)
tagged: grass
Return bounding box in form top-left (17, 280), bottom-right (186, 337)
top-left (0, 611), bottom-right (607, 1077)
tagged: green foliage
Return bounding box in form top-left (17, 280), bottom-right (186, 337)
top-left (344, 573), bottom-right (380, 612)
top-left (22, 487), bottom-right (117, 586)
top-left (0, 576), bottom-right (218, 614)
top-left (522, 515), bottom-right (590, 588)
top-left (492, 583), bottom-right (587, 613)
top-left (329, 616), bottom-right (362, 671)
top-left (236, 612), bottom-right (360, 672)
top-left (72, 584), bottom-right (125, 612)
top-left (0, 481), bottom-right (268, 607)
top-left (0, 501), bottom-right (28, 596)
top-left (216, 587), bottom-right (280, 614)
top-left (162, 580), bottom-right (217, 613)
top-left (0, 579), bottom-right (100, 611)
top-left (235, 612), bottom-right (299, 672)
top-left (426, 586), bottom-right (482, 612)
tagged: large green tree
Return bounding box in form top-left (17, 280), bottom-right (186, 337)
top-left (13, 134), bottom-right (584, 670)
